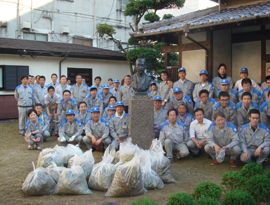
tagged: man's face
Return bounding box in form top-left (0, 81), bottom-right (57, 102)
top-left (51, 75), bottom-right (57, 83)
top-left (161, 73), bottom-right (168, 81)
top-left (178, 71), bottom-right (186, 79)
top-left (242, 96), bottom-right (251, 106)
top-left (116, 106), bottom-right (124, 114)
top-left (113, 82), bottom-right (119, 88)
top-left (79, 103), bottom-right (87, 113)
top-left (218, 66), bottom-right (226, 75)
top-left (215, 116), bottom-right (226, 129)
top-left (21, 77), bottom-right (28, 85)
top-left (136, 59), bottom-right (146, 74)
top-left (125, 77), bottom-right (131, 85)
top-left (60, 77), bottom-right (66, 85)
top-left (178, 105), bottom-right (187, 116)
top-left (219, 96), bottom-right (229, 107)
top-left (174, 91), bottom-right (183, 101)
top-left (167, 80), bottom-right (174, 88)
top-left (249, 113), bottom-right (260, 127)
top-left (31, 77), bottom-right (35, 84)
top-left (36, 77), bottom-right (40, 84)
top-left (200, 74), bottom-right (208, 82)
top-left (168, 111), bottom-right (177, 123)
top-left (27, 76), bottom-right (31, 84)
top-left (35, 106), bottom-right (42, 115)
top-left (221, 84), bottom-right (230, 92)
top-left (66, 114), bottom-right (75, 123)
top-left (29, 111), bottom-right (37, 121)
top-left (108, 109), bottom-right (116, 116)
top-left (48, 88), bottom-right (55, 97)
top-left (39, 78), bottom-right (45, 86)
top-left (151, 84), bottom-right (157, 91)
top-left (199, 93), bottom-right (209, 104)
top-left (91, 111), bottom-right (100, 122)
top-left (90, 89), bottom-right (97, 98)
top-left (63, 92), bottom-right (71, 101)
top-left (240, 72), bottom-right (248, 79)
top-left (266, 80), bottom-right (270, 88)
top-left (103, 88), bottom-right (109, 95)
top-left (243, 83), bottom-right (251, 92)
top-left (109, 98), bottom-right (116, 105)
top-left (76, 76), bottom-right (82, 84)
top-left (154, 100), bottom-right (161, 110)
top-left (195, 110), bottom-right (204, 122)
top-left (95, 78), bottom-right (101, 86)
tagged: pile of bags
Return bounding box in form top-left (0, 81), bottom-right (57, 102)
top-left (22, 138), bottom-right (176, 197)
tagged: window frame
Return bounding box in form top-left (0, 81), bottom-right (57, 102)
top-left (72, 37), bottom-right (93, 47)
top-left (23, 32), bottom-right (48, 42)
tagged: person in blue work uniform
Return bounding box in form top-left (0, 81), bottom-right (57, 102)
top-left (75, 101), bottom-right (92, 136)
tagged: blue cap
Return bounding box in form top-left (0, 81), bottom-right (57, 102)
top-left (150, 82), bottom-right (157, 86)
top-left (115, 101), bottom-right (124, 106)
top-left (103, 84), bottom-right (110, 89)
top-left (108, 105), bottom-right (116, 110)
top-left (147, 73), bottom-right (153, 76)
top-left (91, 107), bottom-right (100, 112)
top-left (66, 109), bottom-right (75, 115)
top-left (173, 87), bottom-right (182, 93)
top-left (89, 85), bottom-right (97, 91)
top-left (178, 67), bottom-right (186, 72)
top-left (220, 79), bottom-right (229, 85)
top-left (113, 79), bottom-right (120, 83)
top-left (199, 70), bottom-right (208, 75)
top-left (240, 68), bottom-right (248, 73)
top-left (153, 96), bottom-right (162, 101)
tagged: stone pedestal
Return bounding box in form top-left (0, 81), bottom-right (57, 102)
top-left (128, 95), bottom-right (154, 150)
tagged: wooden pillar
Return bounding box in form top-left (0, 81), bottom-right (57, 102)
top-left (261, 25), bottom-right (266, 83)
top-left (207, 29), bottom-right (213, 80)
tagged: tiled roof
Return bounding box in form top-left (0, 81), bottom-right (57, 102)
top-left (130, 1), bottom-right (270, 37)
top-left (0, 38), bottom-right (126, 61)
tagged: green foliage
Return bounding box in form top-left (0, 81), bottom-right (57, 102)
top-left (246, 174), bottom-right (270, 203)
top-left (130, 198), bottom-right (159, 205)
top-left (194, 197), bottom-right (219, 205)
top-left (96, 24), bottom-right (116, 37)
top-left (128, 37), bottom-right (139, 45)
top-left (267, 170), bottom-right (270, 178)
top-left (166, 192), bottom-right (194, 205)
top-left (240, 163), bottom-right (264, 179)
top-left (222, 189), bottom-right (256, 205)
top-left (163, 14), bottom-right (174, 20)
top-left (221, 171), bottom-right (245, 192)
top-left (192, 182), bottom-right (222, 201)
top-left (144, 12), bottom-right (160, 23)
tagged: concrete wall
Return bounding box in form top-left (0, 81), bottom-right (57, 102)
top-left (0, 54), bottom-right (129, 95)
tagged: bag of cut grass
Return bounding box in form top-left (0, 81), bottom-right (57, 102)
top-left (88, 145), bottom-right (117, 191)
top-left (140, 150), bottom-right (164, 190)
top-left (36, 148), bottom-right (55, 167)
top-left (53, 145), bottom-right (75, 165)
top-left (47, 163), bottom-right (67, 183)
top-left (37, 152), bottom-right (65, 168)
top-left (150, 139), bottom-right (176, 183)
top-left (118, 138), bottom-right (141, 163)
top-left (114, 151), bottom-right (120, 164)
top-left (22, 162), bottom-right (56, 196)
top-left (105, 154), bottom-right (147, 197)
top-left (66, 144), bottom-right (83, 156)
top-left (53, 165), bottom-right (92, 195)
top-left (68, 150), bottom-right (95, 181)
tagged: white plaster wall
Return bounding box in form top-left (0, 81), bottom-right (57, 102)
top-left (232, 41), bottom-right (261, 83)
top-left (0, 54), bottom-right (129, 95)
top-left (182, 49), bottom-right (206, 83)
top-left (182, 31), bottom-right (207, 44)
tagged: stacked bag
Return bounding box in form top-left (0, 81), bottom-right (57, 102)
top-left (22, 138), bottom-right (176, 197)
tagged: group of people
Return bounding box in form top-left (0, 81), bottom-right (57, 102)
top-left (14, 63), bottom-right (270, 167)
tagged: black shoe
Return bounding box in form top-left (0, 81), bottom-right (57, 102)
top-left (193, 150), bottom-right (202, 158)
top-left (92, 147), bottom-right (96, 152)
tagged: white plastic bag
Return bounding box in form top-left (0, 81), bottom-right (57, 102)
top-left (66, 144), bottom-right (83, 156)
top-left (22, 162), bottom-right (56, 196)
top-left (37, 152), bottom-right (65, 168)
top-left (140, 150), bottom-right (164, 190)
top-left (105, 154), bottom-right (147, 197)
top-left (88, 145), bottom-right (117, 191)
top-left (46, 163), bottom-right (67, 183)
top-left (216, 149), bottom-right (225, 163)
top-left (150, 139), bottom-right (176, 183)
top-left (114, 151), bottom-right (120, 164)
top-left (36, 148), bottom-right (55, 167)
top-left (53, 165), bottom-right (92, 195)
top-left (68, 150), bottom-right (95, 180)
top-left (53, 145), bottom-right (75, 165)
top-left (119, 138), bottom-right (141, 163)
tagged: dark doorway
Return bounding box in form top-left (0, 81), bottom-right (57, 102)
top-left (67, 68), bottom-right (92, 86)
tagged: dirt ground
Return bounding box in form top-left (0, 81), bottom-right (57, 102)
top-left (0, 122), bottom-right (269, 205)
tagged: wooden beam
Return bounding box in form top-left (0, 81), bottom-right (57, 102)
top-left (207, 29), bottom-right (213, 80)
top-left (160, 41), bottom-right (210, 53)
top-left (178, 35), bottom-right (182, 69)
top-left (232, 29), bottom-right (270, 44)
top-left (266, 54), bottom-right (270, 63)
top-left (261, 25), bottom-right (266, 83)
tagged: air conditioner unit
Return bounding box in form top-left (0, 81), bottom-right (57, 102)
top-left (22, 21), bottom-right (31, 29)
top-left (42, 10), bottom-right (51, 19)
top-left (61, 26), bottom-right (70, 34)
top-left (0, 21), bottom-right (7, 27)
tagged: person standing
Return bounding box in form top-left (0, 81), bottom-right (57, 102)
top-left (173, 68), bottom-right (194, 99)
top-left (55, 75), bottom-right (71, 98)
top-left (118, 75), bottom-right (134, 113)
top-left (153, 96), bottom-right (168, 139)
top-left (84, 85), bottom-right (104, 112)
top-left (260, 90), bottom-right (270, 131)
top-left (194, 90), bottom-right (215, 121)
top-left (110, 79), bottom-right (120, 99)
top-left (93, 76), bottom-right (103, 94)
top-left (234, 68), bottom-right (261, 92)
top-left (216, 79), bottom-right (238, 105)
top-left (34, 75), bottom-right (48, 113)
top-left (108, 78), bottom-right (114, 89)
top-left (71, 74), bottom-right (89, 104)
top-left (75, 101), bottom-right (92, 136)
top-left (100, 84), bottom-right (113, 108)
top-left (157, 71), bottom-right (170, 107)
top-left (46, 73), bottom-right (60, 88)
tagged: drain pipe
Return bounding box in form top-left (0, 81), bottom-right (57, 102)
top-left (185, 32), bottom-right (208, 71)
top-left (59, 53), bottom-right (68, 77)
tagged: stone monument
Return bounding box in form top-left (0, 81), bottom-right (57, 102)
top-left (129, 58), bottom-right (154, 150)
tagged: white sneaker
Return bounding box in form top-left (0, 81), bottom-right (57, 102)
top-left (75, 144), bottom-right (80, 147)
top-left (28, 145), bottom-right (33, 150)
top-left (60, 137), bottom-right (66, 142)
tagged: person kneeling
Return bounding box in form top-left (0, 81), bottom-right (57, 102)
top-left (83, 107), bottom-right (111, 150)
top-left (240, 109), bottom-right (270, 165)
top-left (25, 109), bottom-right (43, 150)
top-left (205, 112), bottom-right (241, 167)
top-left (58, 109), bottom-right (83, 147)
top-left (160, 109), bottom-right (189, 163)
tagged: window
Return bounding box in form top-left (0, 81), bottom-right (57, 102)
top-left (122, 0), bottom-right (129, 10)
top-left (68, 68), bottom-right (92, 86)
top-left (23, 33), bottom-right (48, 41)
top-left (73, 38), bottom-right (93, 47)
top-left (0, 65), bottom-right (29, 90)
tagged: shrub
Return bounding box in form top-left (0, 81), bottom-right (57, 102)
top-left (221, 171), bottom-right (245, 192)
top-left (267, 170), bottom-right (270, 178)
top-left (166, 193), bottom-right (194, 205)
top-left (194, 197), bottom-right (219, 205)
top-left (192, 182), bottom-right (222, 201)
top-left (222, 189), bottom-right (256, 205)
top-left (130, 198), bottom-right (159, 205)
top-left (246, 174), bottom-right (270, 203)
top-left (240, 163), bottom-right (264, 179)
